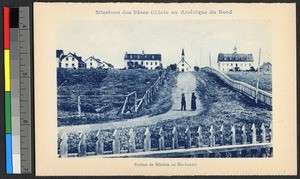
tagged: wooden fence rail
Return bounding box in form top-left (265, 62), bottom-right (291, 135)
top-left (59, 122), bottom-right (272, 158)
top-left (204, 67), bottom-right (272, 107)
top-left (119, 68), bottom-right (170, 114)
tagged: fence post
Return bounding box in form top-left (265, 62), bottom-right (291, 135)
top-left (128, 127), bottom-right (136, 153)
top-left (77, 95), bottom-right (81, 115)
top-left (158, 127), bottom-right (165, 151)
top-left (185, 126), bottom-right (191, 149)
top-left (134, 91), bottom-right (137, 112)
top-left (78, 132), bottom-right (86, 157)
top-left (219, 125), bottom-right (224, 146)
top-left (60, 133), bottom-right (68, 157)
top-left (242, 125), bottom-right (247, 144)
top-left (197, 126), bottom-right (203, 147)
top-left (95, 130), bottom-right (104, 155)
top-left (144, 127), bottom-right (151, 152)
top-left (209, 125), bottom-right (215, 147)
top-left (231, 125), bottom-right (236, 145)
top-left (172, 126), bottom-right (178, 149)
top-left (112, 129), bottom-right (120, 154)
top-left (251, 124), bottom-right (257, 144)
top-left (261, 123), bottom-right (266, 143)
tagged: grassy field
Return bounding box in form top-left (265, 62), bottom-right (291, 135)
top-left (58, 69), bottom-right (272, 154)
top-left (225, 71), bottom-right (272, 93)
top-left (57, 68), bottom-right (177, 126)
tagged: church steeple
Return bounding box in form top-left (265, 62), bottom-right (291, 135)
top-left (182, 48), bottom-right (185, 56)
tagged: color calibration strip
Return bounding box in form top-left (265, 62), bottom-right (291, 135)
top-left (3, 6), bottom-right (32, 174)
top-left (4, 6), bottom-right (13, 174)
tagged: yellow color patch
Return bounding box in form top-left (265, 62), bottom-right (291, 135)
top-left (4, 50), bottom-right (11, 91)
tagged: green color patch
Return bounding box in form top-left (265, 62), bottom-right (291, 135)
top-left (5, 92), bottom-right (11, 133)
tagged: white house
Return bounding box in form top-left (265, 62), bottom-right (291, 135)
top-left (102, 61), bottom-right (114, 70)
top-left (124, 51), bottom-right (162, 70)
top-left (84, 56), bottom-right (114, 70)
top-left (217, 46), bottom-right (254, 71)
top-left (177, 49), bottom-right (192, 72)
top-left (84, 56), bottom-right (102, 69)
top-left (60, 52), bottom-right (86, 69)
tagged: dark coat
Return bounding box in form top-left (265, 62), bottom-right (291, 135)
top-left (191, 94), bottom-right (197, 110)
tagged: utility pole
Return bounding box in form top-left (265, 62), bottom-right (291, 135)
top-left (255, 48), bottom-right (261, 104)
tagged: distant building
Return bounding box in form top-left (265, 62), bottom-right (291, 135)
top-left (102, 61), bottom-right (114, 70)
top-left (85, 56), bottom-right (103, 69)
top-left (259, 62), bottom-right (272, 73)
top-left (60, 52), bottom-right (86, 69)
top-left (124, 51), bottom-right (162, 70)
top-left (56, 49), bottom-right (64, 68)
top-left (177, 49), bottom-right (191, 72)
top-left (217, 46), bottom-right (254, 71)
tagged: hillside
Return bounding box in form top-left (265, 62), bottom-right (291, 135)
top-left (225, 71), bottom-right (272, 93)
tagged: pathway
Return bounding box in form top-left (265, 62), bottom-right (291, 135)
top-left (58, 72), bottom-right (203, 133)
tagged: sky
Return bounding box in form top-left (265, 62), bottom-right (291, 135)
top-left (57, 20), bottom-right (271, 69)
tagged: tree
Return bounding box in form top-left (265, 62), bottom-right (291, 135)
top-left (169, 64), bottom-right (177, 71)
top-left (194, 66), bottom-right (200, 71)
top-left (249, 66), bottom-right (256, 71)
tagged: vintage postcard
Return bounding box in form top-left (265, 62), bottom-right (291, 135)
top-left (34, 3), bottom-right (296, 176)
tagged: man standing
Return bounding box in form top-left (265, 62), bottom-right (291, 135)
top-left (181, 93), bottom-right (186, 111)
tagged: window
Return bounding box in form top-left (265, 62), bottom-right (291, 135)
top-left (182, 63), bottom-right (184, 67)
top-left (152, 55), bottom-right (154, 59)
top-left (72, 57), bottom-right (75, 61)
top-left (150, 67), bottom-right (152, 70)
top-left (130, 55), bottom-right (133, 58)
top-left (66, 57), bottom-right (68, 61)
top-left (146, 62), bottom-right (148, 65)
top-left (137, 55), bottom-right (140, 59)
top-left (249, 63), bottom-right (251, 66)
top-left (155, 62), bottom-right (157, 65)
top-left (241, 64), bottom-right (243, 66)
top-left (90, 63), bottom-right (92, 66)
top-left (90, 59), bottom-right (92, 62)
top-left (72, 64), bottom-right (75, 67)
top-left (151, 62), bottom-right (152, 65)
top-left (66, 64), bottom-right (68, 67)
top-left (231, 63), bottom-right (233, 66)
top-left (227, 64), bottom-right (229, 66)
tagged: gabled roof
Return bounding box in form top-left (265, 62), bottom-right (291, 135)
top-left (260, 62), bottom-right (272, 68)
top-left (102, 61), bottom-right (114, 68)
top-left (177, 59), bottom-right (191, 68)
top-left (61, 52), bottom-right (85, 64)
top-left (124, 52), bottom-right (161, 61)
top-left (85, 56), bottom-right (102, 63)
top-left (218, 53), bottom-right (254, 62)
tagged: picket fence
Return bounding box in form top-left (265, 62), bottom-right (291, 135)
top-left (204, 67), bottom-right (272, 107)
top-left (59, 122), bottom-right (272, 158)
top-left (119, 68), bottom-right (170, 114)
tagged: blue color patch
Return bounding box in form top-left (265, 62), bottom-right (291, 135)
top-left (6, 134), bottom-right (13, 174)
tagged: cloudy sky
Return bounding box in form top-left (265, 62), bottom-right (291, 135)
top-left (57, 20), bottom-right (271, 69)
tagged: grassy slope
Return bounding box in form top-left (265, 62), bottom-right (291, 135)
top-left (59, 69), bottom-right (272, 153)
top-left (225, 71), bottom-right (272, 93)
top-left (57, 68), bottom-right (177, 126)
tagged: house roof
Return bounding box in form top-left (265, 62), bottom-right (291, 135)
top-left (218, 53), bottom-right (254, 62)
top-left (260, 62), bottom-right (272, 68)
top-left (56, 50), bottom-right (64, 58)
top-left (124, 52), bottom-right (161, 61)
top-left (103, 61), bottom-right (114, 68)
top-left (61, 52), bottom-right (85, 64)
top-left (177, 59), bottom-right (191, 68)
top-left (85, 56), bottom-right (102, 63)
